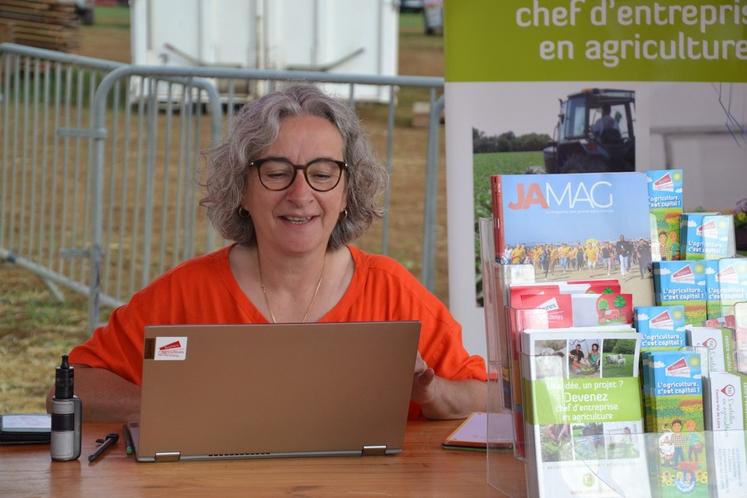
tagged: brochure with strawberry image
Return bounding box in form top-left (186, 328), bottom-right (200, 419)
top-left (653, 261), bottom-right (708, 326)
top-left (705, 315), bottom-right (737, 329)
top-left (510, 280), bottom-right (622, 296)
top-left (704, 315), bottom-right (737, 330)
top-left (592, 293), bottom-right (633, 326)
top-left (510, 282), bottom-right (626, 328)
top-left (567, 279), bottom-right (622, 294)
top-left (646, 169), bottom-right (683, 262)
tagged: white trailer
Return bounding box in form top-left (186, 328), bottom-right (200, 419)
top-left (130, 0), bottom-right (399, 102)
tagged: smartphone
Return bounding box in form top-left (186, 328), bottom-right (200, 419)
top-left (0, 413), bottom-right (51, 444)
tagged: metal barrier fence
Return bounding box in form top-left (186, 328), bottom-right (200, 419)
top-left (0, 43), bottom-right (445, 331)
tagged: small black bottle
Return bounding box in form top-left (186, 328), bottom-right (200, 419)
top-left (50, 355), bottom-right (82, 461)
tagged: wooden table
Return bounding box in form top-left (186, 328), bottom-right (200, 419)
top-left (0, 420), bottom-right (525, 498)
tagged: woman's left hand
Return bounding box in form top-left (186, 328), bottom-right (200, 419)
top-left (412, 351), bottom-right (437, 406)
top-left (411, 351), bottom-right (487, 420)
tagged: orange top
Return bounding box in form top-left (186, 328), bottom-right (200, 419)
top-left (69, 245), bottom-right (487, 418)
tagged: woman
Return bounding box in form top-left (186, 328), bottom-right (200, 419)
top-left (588, 343), bottom-right (600, 371)
top-left (54, 85), bottom-right (486, 422)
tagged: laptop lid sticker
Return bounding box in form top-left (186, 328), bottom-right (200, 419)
top-left (151, 337), bottom-right (188, 361)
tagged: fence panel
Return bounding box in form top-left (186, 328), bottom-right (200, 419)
top-left (0, 46), bottom-right (122, 303)
top-left (0, 45), bottom-right (224, 329)
top-left (90, 75), bottom-right (221, 331)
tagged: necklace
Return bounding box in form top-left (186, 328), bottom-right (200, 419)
top-left (257, 251), bottom-right (326, 323)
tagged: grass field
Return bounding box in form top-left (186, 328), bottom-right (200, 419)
top-left (600, 354), bottom-right (635, 378)
top-left (0, 9), bottom-right (445, 413)
top-left (0, 273), bottom-right (92, 411)
top-left (472, 151), bottom-right (543, 221)
top-left (471, 150), bottom-right (544, 299)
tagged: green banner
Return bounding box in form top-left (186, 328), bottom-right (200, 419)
top-left (445, 0), bottom-right (747, 82)
top-left (526, 377), bottom-right (642, 425)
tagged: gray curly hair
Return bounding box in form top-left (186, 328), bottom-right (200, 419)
top-left (201, 84), bottom-right (387, 249)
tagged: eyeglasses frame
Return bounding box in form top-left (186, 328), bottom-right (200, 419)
top-left (249, 157), bottom-right (348, 192)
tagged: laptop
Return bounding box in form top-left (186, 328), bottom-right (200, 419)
top-left (126, 321), bottom-right (421, 462)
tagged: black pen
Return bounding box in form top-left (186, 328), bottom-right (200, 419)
top-left (88, 432), bottom-right (119, 463)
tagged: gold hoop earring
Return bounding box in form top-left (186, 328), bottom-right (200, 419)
top-left (237, 206), bottom-right (250, 218)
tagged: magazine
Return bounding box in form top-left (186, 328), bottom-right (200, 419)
top-left (492, 172), bottom-right (654, 309)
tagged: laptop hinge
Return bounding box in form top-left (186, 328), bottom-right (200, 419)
top-left (362, 445), bottom-right (387, 456)
top-left (154, 451), bottom-right (181, 462)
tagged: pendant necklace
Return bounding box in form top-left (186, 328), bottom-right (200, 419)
top-left (258, 251), bottom-right (325, 323)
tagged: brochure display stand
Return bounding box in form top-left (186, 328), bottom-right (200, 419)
top-left (482, 217), bottom-right (747, 497)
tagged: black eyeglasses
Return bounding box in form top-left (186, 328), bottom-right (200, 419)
top-left (249, 157), bottom-right (347, 192)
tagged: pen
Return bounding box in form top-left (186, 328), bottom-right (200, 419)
top-left (88, 432), bottom-right (119, 463)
